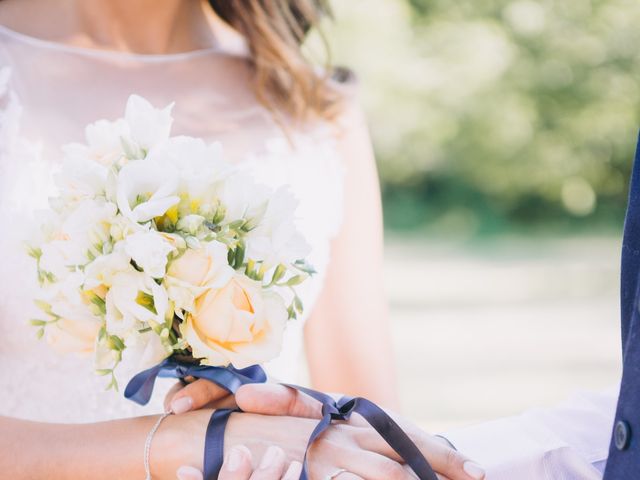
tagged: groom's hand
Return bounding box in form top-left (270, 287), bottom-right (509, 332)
top-left (235, 384), bottom-right (486, 480)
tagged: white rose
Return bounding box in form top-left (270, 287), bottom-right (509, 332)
top-left (166, 240), bottom-right (234, 313)
top-left (124, 95), bottom-right (173, 152)
top-left (123, 230), bottom-right (175, 279)
top-left (180, 274), bottom-right (288, 368)
top-left (116, 157), bottom-right (180, 223)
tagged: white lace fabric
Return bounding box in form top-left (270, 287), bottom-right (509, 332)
top-left (0, 24), bottom-right (344, 423)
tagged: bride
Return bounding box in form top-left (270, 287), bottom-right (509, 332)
top-left (0, 0), bottom-right (482, 479)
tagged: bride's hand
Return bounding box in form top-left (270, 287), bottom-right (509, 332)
top-left (233, 384), bottom-right (486, 480)
top-left (176, 445), bottom-right (302, 480)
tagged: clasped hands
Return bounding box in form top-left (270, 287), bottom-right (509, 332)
top-left (162, 380), bottom-right (486, 480)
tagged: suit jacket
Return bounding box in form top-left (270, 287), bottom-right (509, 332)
top-left (604, 133), bottom-right (640, 478)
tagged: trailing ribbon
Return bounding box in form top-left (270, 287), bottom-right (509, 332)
top-left (125, 360), bottom-right (437, 480)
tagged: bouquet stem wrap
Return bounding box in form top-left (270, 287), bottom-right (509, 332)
top-left (125, 361), bottom-right (438, 480)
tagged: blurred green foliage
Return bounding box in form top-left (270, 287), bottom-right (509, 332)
top-left (321, 0), bottom-right (640, 235)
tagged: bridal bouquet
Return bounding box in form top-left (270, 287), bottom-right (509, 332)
top-left (28, 95), bottom-right (313, 392)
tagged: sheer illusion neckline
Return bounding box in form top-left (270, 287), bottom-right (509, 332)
top-left (0, 23), bottom-right (245, 63)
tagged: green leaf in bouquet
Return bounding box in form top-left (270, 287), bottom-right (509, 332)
top-left (285, 275), bottom-right (307, 287)
top-left (212, 204), bottom-right (226, 224)
top-left (87, 293), bottom-right (107, 316)
top-left (287, 304), bottom-right (297, 320)
top-left (233, 242), bottom-right (246, 269)
top-left (227, 219), bottom-right (246, 232)
top-left (270, 264), bottom-right (287, 284)
top-left (294, 259), bottom-right (317, 275)
top-left (136, 291), bottom-right (158, 315)
top-left (33, 299), bottom-right (53, 315)
top-left (293, 295), bottom-right (304, 314)
top-left (35, 328), bottom-right (45, 340)
top-left (108, 335), bottom-right (125, 351)
top-left (26, 246), bottom-right (42, 260)
top-left (29, 319), bottom-right (47, 327)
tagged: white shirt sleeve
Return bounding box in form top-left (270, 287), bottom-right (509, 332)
top-left (442, 387), bottom-right (619, 480)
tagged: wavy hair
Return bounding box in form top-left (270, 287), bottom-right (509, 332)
top-left (208, 0), bottom-right (349, 124)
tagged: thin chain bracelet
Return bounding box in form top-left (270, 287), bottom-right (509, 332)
top-left (144, 412), bottom-right (172, 480)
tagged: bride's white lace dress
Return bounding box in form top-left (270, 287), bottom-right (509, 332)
top-left (0, 25), bottom-right (344, 423)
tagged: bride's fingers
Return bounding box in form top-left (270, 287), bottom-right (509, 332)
top-left (176, 465), bottom-right (204, 480)
top-left (249, 446), bottom-right (287, 479)
top-left (334, 473), bottom-right (364, 480)
top-left (236, 384), bottom-right (323, 419)
top-left (282, 461), bottom-right (303, 480)
top-left (218, 445), bottom-right (254, 480)
top-left (169, 378), bottom-right (235, 414)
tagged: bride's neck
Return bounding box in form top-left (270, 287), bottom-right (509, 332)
top-left (0, 0), bottom-right (219, 54)
top-left (75, 0), bottom-right (217, 54)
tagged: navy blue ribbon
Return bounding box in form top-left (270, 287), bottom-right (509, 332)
top-left (125, 360), bottom-right (436, 480)
top-left (124, 358), bottom-right (267, 405)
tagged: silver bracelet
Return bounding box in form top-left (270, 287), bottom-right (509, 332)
top-left (144, 412), bottom-right (172, 480)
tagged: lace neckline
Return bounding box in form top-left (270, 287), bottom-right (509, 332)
top-left (0, 23), bottom-right (246, 63)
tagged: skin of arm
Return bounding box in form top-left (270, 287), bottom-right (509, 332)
top-left (304, 99), bottom-right (399, 409)
top-left (0, 413), bottom-right (205, 479)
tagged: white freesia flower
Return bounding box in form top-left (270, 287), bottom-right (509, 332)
top-left (215, 172), bottom-right (270, 224)
top-left (124, 95), bottom-right (173, 153)
top-left (246, 187), bottom-right (310, 266)
top-left (62, 118), bottom-right (129, 166)
top-left (83, 250), bottom-right (131, 291)
top-left (54, 156), bottom-right (109, 203)
top-left (116, 157), bottom-right (180, 223)
top-left (123, 230), bottom-right (175, 279)
top-left (116, 330), bottom-right (171, 383)
top-left (105, 270), bottom-right (169, 337)
top-left (39, 200), bottom-right (117, 279)
top-left (39, 272), bottom-right (102, 354)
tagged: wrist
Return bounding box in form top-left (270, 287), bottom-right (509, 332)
top-left (151, 410), bottom-right (210, 479)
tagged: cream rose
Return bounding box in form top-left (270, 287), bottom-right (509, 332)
top-left (181, 274), bottom-right (287, 368)
top-left (166, 240), bottom-right (234, 313)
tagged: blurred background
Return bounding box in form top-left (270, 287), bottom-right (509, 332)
top-left (312, 0), bottom-right (639, 431)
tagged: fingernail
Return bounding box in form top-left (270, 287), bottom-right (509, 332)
top-left (176, 465), bottom-right (203, 480)
top-left (226, 447), bottom-right (244, 472)
top-left (259, 446), bottom-right (281, 469)
top-left (463, 461), bottom-right (485, 480)
top-left (170, 396), bottom-right (193, 415)
top-left (283, 461), bottom-right (303, 480)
